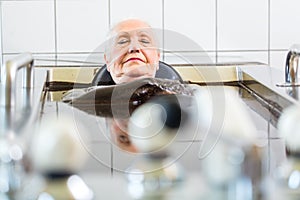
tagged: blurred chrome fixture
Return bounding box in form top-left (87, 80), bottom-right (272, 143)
top-left (0, 53), bottom-right (34, 132)
top-left (0, 53), bottom-right (34, 108)
top-left (277, 44), bottom-right (300, 87)
top-left (275, 105), bottom-right (300, 198)
top-left (0, 53), bottom-right (34, 199)
top-left (127, 95), bottom-right (187, 198)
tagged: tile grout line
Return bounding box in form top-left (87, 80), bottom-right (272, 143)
top-left (268, 0), bottom-right (271, 65)
top-left (54, 0), bottom-right (58, 61)
top-left (267, 120), bottom-right (271, 173)
top-left (215, 0), bottom-right (218, 63)
top-left (162, 0), bottom-right (165, 61)
top-left (108, 0), bottom-right (111, 29)
top-left (3, 49), bottom-right (287, 55)
top-left (0, 1), bottom-right (3, 78)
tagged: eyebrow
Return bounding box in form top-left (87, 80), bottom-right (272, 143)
top-left (137, 30), bottom-right (154, 37)
top-left (115, 32), bottom-right (130, 38)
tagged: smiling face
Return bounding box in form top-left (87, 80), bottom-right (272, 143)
top-left (104, 19), bottom-right (160, 84)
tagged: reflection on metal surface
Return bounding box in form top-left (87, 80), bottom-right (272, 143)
top-left (285, 86), bottom-right (299, 100)
top-left (238, 80), bottom-right (292, 127)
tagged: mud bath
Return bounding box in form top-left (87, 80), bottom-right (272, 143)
top-left (64, 78), bottom-right (194, 118)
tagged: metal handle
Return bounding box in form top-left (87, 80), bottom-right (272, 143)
top-left (0, 53), bottom-right (34, 108)
top-left (285, 44), bottom-right (300, 84)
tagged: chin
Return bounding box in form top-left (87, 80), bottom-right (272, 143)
top-left (119, 74), bottom-right (154, 84)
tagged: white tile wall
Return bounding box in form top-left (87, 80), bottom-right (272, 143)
top-left (270, 51), bottom-right (287, 70)
top-left (164, 52), bottom-right (216, 64)
top-left (164, 0), bottom-right (216, 52)
top-left (0, 0), bottom-right (299, 69)
top-left (110, 0), bottom-right (163, 29)
top-left (0, 1), bottom-right (2, 74)
top-left (218, 0), bottom-right (268, 51)
top-left (217, 51), bottom-right (268, 64)
top-left (56, 0), bottom-right (109, 53)
top-left (270, 0), bottom-right (300, 49)
top-left (2, 1), bottom-right (55, 53)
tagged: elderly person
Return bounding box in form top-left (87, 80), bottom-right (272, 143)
top-left (104, 19), bottom-right (161, 84)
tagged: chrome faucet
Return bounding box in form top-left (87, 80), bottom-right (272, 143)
top-left (285, 44), bottom-right (300, 85)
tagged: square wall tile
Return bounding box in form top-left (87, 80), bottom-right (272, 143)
top-left (172, 141), bottom-right (202, 171)
top-left (164, 0), bottom-right (216, 52)
top-left (3, 53), bottom-right (57, 66)
top-left (271, 0), bottom-right (300, 49)
top-left (218, 0), bottom-right (268, 51)
top-left (112, 146), bottom-right (140, 174)
top-left (110, 0), bottom-right (163, 29)
top-left (164, 52), bottom-right (216, 65)
top-left (83, 142), bottom-right (112, 173)
top-left (247, 107), bottom-right (269, 139)
top-left (56, 0), bottom-right (109, 53)
top-left (217, 51), bottom-right (268, 64)
top-left (0, 2), bottom-right (3, 70)
top-left (269, 139), bottom-right (287, 176)
top-left (2, 1), bottom-right (55, 53)
top-left (57, 102), bottom-right (111, 143)
top-left (56, 52), bottom-right (105, 65)
top-left (270, 51), bottom-right (287, 70)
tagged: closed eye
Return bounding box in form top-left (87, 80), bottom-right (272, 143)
top-left (140, 39), bottom-right (150, 44)
top-left (117, 38), bottom-right (130, 45)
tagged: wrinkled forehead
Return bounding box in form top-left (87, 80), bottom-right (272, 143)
top-left (114, 20), bottom-right (151, 32)
top-left (105, 21), bottom-right (159, 52)
top-left (111, 27), bottom-right (156, 40)
top-left (110, 20), bottom-right (155, 38)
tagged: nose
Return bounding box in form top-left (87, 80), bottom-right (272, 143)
top-left (128, 39), bottom-right (140, 53)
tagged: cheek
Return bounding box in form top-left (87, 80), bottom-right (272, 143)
top-left (109, 48), bottom-right (127, 63)
top-left (144, 50), bottom-right (160, 63)
top-left (108, 50), bottom-right (126, 72)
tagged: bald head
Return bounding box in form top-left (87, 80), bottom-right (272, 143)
top-left (104, 19), bottom-right (160, 84)
top-left (111, 19), bottom-right (152, 36)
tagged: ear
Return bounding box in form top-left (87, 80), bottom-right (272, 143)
top-left (104, 54), bottom-right (111, 72)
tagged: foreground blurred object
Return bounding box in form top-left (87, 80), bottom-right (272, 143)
top-left (126, 95), bottom-right (189, 199)
top-left (194, 87), bottom-right (266, 200)
top-left (125, 87), bottom-right (269, 199)
top-left (274, 104), bottom-right (300, 199)
top-left (0, 53), bottom-right (34, 199)
top-left (30, 114), bottom-right (93, 200)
